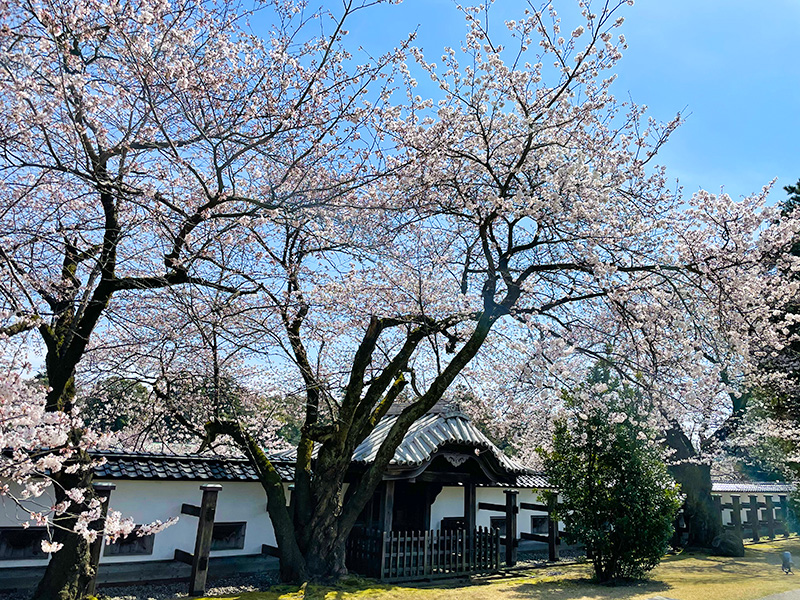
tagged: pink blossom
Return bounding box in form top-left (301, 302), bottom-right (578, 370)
top-left (41, 540), bottom-right (64, 553)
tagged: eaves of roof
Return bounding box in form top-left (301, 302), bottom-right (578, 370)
top-left (710, 480), bottom-right (796, 494)
top-left (91, 451), bottom-right (294, 483)
top-left (86, 410), bottom-right (532, 484)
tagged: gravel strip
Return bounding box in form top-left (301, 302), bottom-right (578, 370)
top-left (94, 571), bottom-right (280, 600)
top-left (516, 547), bottom-right (586, 568)
top-left (0, 571), bottom-right (280, 600)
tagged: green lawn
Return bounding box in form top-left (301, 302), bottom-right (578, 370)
top-left (194, 538), bottom-right (800, 600)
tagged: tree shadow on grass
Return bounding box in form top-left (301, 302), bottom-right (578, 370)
top-left (497, 577), bottom-right (673, 600)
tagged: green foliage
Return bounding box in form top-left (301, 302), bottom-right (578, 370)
top-left (276, 417), bottom-right (303, 446)
top-left (80, 377), bottom-right (147, 432)
top-left (783, 178), bottom-right (800, 216)
top-left (728, 398), bottom-right (796, 482)
top-left (768, 182), bottom-right (800, 408)
top-left (540, 365), bottom-right (683, 583)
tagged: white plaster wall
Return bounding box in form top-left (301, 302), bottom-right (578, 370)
top-left (475, 487), bottom-right (549, 538)
top-left (0, 481), bottom-right (57, 568)
top-left (99, 479), bottom-right (281, 563)
top-left (426, 486), bottom-right (555, 538)
top-left (0, 481), bottom-right (55, 528)
top-left (0, 479), bottom-right (288, 569)
top-left (429, 486), bottom-right (463, 530)
top-left (716, 492), bottom-right (786, 527)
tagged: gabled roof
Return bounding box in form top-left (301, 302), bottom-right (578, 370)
top-left (351, 409), bottom-right (528, 474)
top-left (271, 407), bottom-right (529, 478)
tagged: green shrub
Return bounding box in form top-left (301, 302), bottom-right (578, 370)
top-left (540, 367), bottom-right (683, 583)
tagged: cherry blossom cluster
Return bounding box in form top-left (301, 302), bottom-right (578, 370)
top-left (0, 346), bottom-right (175, 552)
top-left (60, 0), bottom-right (799, 473)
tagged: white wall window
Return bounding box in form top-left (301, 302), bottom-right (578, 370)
top-left (211, 522), bottom-right (246, 551)
top-left (0, 528), bottom-right (48, 560)
top-left (104, 531), bottom-right (155, 556)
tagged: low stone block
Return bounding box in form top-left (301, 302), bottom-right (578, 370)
top-left (710, 530), bottom-right (745, 557)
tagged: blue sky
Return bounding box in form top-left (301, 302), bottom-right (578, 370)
top-left (340, 0), bottom-right (800, 205)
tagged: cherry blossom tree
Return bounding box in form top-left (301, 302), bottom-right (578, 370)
top-left (81, 286), bottom-right (295, 456)
top-left (89, 0), bottom-right (800, 582)
top-left (462, 183), bottom-right (800, 546)
top-left (355, 0), bottom-right (800, 550)
top-left (735, 181), bottom-right (800, 482)
top-left (0, 0), bottom-right (407, 595)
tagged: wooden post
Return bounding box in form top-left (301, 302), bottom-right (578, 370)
top-left (464, 483), bottom-right (476, 564)
top-left (731, 495), bottom-right (743, 537)
top-left (765, 496), bottom-right (776, 540)
top-left (748, 495), bottom-right (760, 542)
top-left (423, 530), bottom-right (430, 576)
top-left (85, 482), bottom-right (116, 598)
top-left (713, 495), bottom-right (724, 530)
top-left (380, 481), bottom-right (395, 533)
top-left (547, 494), bottom-right (559, 562)
top-left (380, 530), bottom-right (388, 580)
top-left (187, 484), bottom-right (221, 596)
top-left (494, 525), bottom-right (501, 570)
top-left (504, 490), bottom-right (518, 567)
top-left (779, 495), bottom-right (791, 538)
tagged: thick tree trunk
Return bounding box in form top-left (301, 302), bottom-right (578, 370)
top-left (301, 452), bottom-right (352, 582)
top-left (33, 540), bottom-right (92, 600)
top-left (32, 451), bottom-right (95, 600)
top-left (665, 426), bottom-right (721, 548)
top-left (34, 331), bottom-right (100, 600)
top-left (250, 310), bottom-right (502, 584)
top-left (303, 524), bottom-right (349, 582)
top-left (32, 519), bottom-right (93, 600)
top-left (670, 460), bottom-right (719, 547)
top-left (276, 535), bottom-right (307, 583)
top-left (207, 420), bottom-right (309, 583)
top-left (249, 453), bottom-right (308, 583)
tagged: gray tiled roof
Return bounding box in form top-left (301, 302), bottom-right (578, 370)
top-left (351, 410), bottom-right (529, 474)
top-left (272, 408), bottom-right (530, 476)
top-left (93, 454), bottom-right (793, 496)
top-left (92, 452), bottom-right (294, 482)
top-left (711, 480), bottom-right (795, 494)
top-left (91, 409), bottom-right (532, 483)
top-left (516, 473), bottom-right (553, 489)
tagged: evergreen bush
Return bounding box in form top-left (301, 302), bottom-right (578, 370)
top-left (541, 366), bottom-right (683, 582)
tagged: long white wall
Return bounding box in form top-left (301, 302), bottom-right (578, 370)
top-left (100, 479), bottom-right (280, 563)
top-left (0, 479), bottom-right (284, 569)
top-left (477, 487), bottom-right (549, 538)
top-left (715, 492), bottom-right (788, 527)
top-left (0, 481), bottom-right (58, 568)
top-left (1, 479), bottom-right (554, 572)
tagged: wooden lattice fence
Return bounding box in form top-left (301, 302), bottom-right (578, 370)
top-left (346, 526), bottom-right (501, 581)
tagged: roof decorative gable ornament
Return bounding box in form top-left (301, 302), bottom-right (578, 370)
top-left (442, 452), bottom-right (470, 468)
